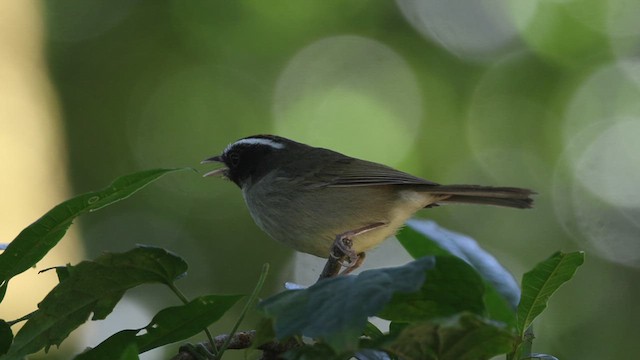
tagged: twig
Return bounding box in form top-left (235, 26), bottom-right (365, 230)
top-left (317, 240), bottom-right (349, 281)
top-left (170, 331), bottom-right (299, 360)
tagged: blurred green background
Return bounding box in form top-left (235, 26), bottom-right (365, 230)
top-left (2, 0), bottom-right (640, 358)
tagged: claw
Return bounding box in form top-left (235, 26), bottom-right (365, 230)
top-left (340, 252), bottom-right (366, 275)
top-left (332, 222), bottom-right (387, 271)
top-left (319, 222), bottom-right (388, 280)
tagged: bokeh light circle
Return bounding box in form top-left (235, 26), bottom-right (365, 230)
top-left (553, 147), bottom-right (640, 269)
top-left (127, 65), bottom-right (265, 199)
top-left (564, 61), bottom-right (640, 204)
top-left (557, 60), bottom-right (640, 268)
top-left (507, 0), bottom-right (611, 66)
top-left (396, 0), bottom-right (520, 61)
top-left (465, 52), bottom-right (552, 183)
top-left (573, 119), bottom-right (640, 208)
top-left (564, 61), bottom-right (640, 153)
top-left (273, 35), bottom-right (422, 165)
top-left (607, 0), bottom-right (640, 59)
top-left (607, 0), bottom-right (640, 38)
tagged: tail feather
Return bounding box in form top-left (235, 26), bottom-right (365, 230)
top-left (424, 185), bottom-right (535, 209)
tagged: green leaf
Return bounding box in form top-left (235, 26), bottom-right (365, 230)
top-left (0, 168), bottom-right (188, 287)
top-left (483, 283), bottom-right (517, 328)
top-left (0, 321), bottom-right (12, 355)
top-left (74, 330), bottom-right (139, 360)
top-left (401, 220), bottom-right (521, 309)
top-left (516, 251), bottom-right (584, 335)
top-left (54, 267), bottom-right (71, 283)
top-left (385, 313), bottom-right (515, 360)
top-left (378, 256), bottom-right (485, 322)
top-left (258, 257), bottom-right (436, 352)
top-left (399, 220), bottom-right (520, 327)
top-left (118, 343), bottom-right (140, 360)
top-left (282, 343), bottom-right (340, 360)
top-left (3, 246), bottom-right (188, 359)
top-left (75, 294), bottom-right (242, 359)
top-left (136, 294), bottom-right (242, 353)
top-left (218, 263), bottom-right (269, 358)
top-left (0, 283), bottom-right (6, 303)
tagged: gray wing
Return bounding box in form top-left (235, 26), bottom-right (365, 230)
top-left (297, 148), bottom-right (439, 187)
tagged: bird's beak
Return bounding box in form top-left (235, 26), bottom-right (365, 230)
top-left (200, 155), bottom-right (227, 177)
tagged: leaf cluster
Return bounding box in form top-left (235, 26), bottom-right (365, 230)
top-left (256, 221), bottom-right (584, 360)
top-left (0, 169), bottom-right (584, 359)
top-left (0, 169), bottom-right (257, 359)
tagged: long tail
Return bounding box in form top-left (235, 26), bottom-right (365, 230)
top-left (424, 185), bottom-right (535, 209)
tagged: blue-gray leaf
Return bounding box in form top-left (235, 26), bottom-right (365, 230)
top-left (258, 257), bottom-right (436, 352)
top-left (404, 219), bottom-right (520, 309)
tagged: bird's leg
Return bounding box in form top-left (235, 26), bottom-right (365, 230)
top-left (318, 222), bottom-right (386, 280)
top-left (333, 221), bottom-right (387, 266)
top-left (340, 252), bottom-right (366, 275)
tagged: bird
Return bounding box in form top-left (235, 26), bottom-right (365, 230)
top-left (202, 135), bottom-right (534, 276)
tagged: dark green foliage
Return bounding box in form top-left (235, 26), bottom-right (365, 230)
top-left (259, 257), bottom-right (436, 352)
top-left (379, 256), bottom-right (485, 322)
top-left (400, 220), bottom-right (520, 309)
top-left (0, 168), bottom-right (189, 296)
top-left (74, 295), bottom-right (242, 359)
top-left (0, 321), bottom-right (12, 356)
top-left (516, 251), bottom-right (585, 335)
top-left (0, 169), bottom-right (242, 360)
top-left (3, 246), bottom-right (202, 359)
top-left (0, 170), bottom-right (584, 359)
top-left (384, 313), bottom-right (514, 360)
top-left (258, 220), bottom-right (584, 359)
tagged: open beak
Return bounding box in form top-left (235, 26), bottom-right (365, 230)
top-left (200, 155), bottom-right (227, 177)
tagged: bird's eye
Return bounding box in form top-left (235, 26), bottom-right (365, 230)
top-left (227, 152), bottom-right (240, 166)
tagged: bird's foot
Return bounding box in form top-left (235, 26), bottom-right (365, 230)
top-left (320, 222), bottom-right (386, 280)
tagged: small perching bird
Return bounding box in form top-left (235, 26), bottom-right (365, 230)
top-left (202, 135), bottom-right (534, 276)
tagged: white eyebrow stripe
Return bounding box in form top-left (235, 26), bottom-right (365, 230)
top-left (225, 138), bottom-right (285, 153)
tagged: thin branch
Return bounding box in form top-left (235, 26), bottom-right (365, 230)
top-left (170, 331), bottom-right (299, 360)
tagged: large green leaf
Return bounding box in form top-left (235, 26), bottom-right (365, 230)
top-left (0, 321), bottom-right (12, 356)
top-left (516, 251), bottom-right (584, 335)
top-left (74, 294), bottom-right (242, 359)
top-left (137, 294), bottom-right (242, 353)
top-left (385, 313), bottom-right (515, 360)
top-left (74, 330), bottom-right (139, 360)
top-left (281, 343), bottom-right (341, 360)
top-left (258, 257), bottom-right (436, 352)
top-left (378, 256), bottom-right (485, 322)
top-left (401, 220), bottom-right (520, 309)
top-left (1, 246), bottom-right (188, 360)
top-left (398, 220), bottom-right (520, 326)
top-left (0, 168), bottom-right (188, 290)
top-left (117, 343), bottom-right (140, 360)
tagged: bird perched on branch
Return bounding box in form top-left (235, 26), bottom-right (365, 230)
top-left (202, 135), bottom-right (534, 277)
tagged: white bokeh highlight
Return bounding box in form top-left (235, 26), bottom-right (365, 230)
top-left (574, 119), bottom-right (640, 208)
top-left (564, 61), bottom-right (640, 152)
top-left (607, 0), bottom-right (640, 37)
top-left (396, 0), bottom-right (520, 60)
top-left (555, 60), bottom-right (640, 268)
top-left (273, 35), bottom-right (422, 165)
top-left (553, 153), bottom-right (640, 268)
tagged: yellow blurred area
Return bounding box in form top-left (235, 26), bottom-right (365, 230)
top-left (0, 0), bottom-right (84, 331)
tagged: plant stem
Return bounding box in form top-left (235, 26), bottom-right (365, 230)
top-left (169, 282), bottom-right (218, 356)
top-left (521, 326), bottom-right (534, 357)
top-left (7, 310), bottom-right (38, 326)
top-left (217, 263), bottom-right (269, 359)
